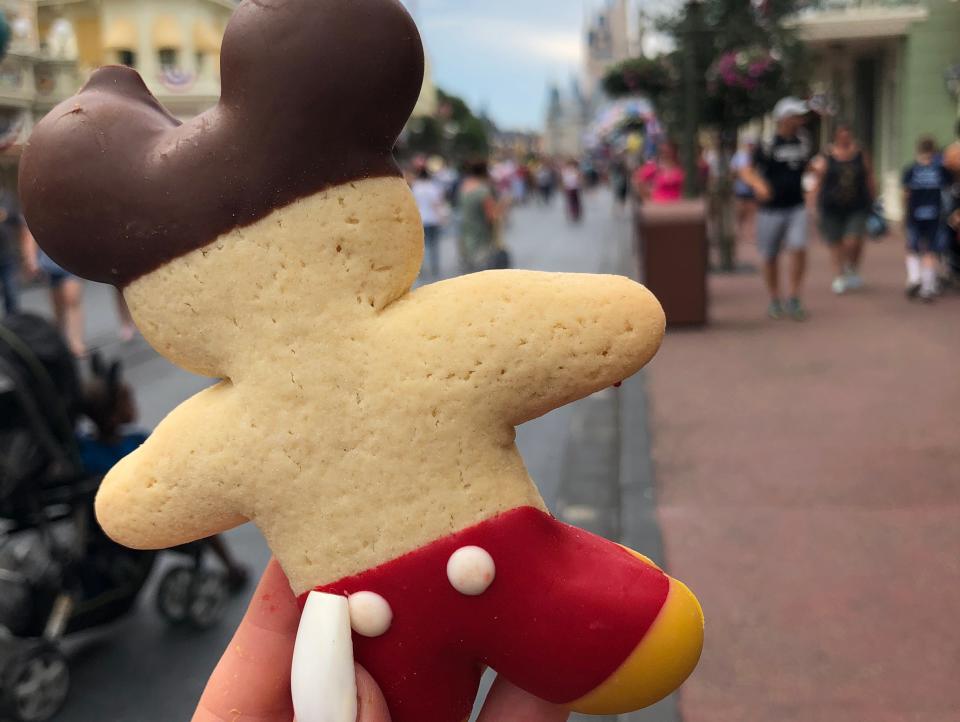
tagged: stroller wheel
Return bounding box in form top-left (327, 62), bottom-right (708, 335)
top-left (0, 641), bottom-right (70, 722)
top-left (185, 570), bottom-right (228, 630)
top-left (156, 566), bottom-right (228, 629)
top-left (156, 565), bottom-right (194, 624)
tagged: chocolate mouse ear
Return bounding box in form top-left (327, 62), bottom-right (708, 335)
top-left (19, 0), bottom-right (424, 288)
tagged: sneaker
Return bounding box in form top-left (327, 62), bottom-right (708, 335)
top-left (831, 277), bottom-right (847, 295)
top-left (767, 300), bottom-right (784, 320)
top-left (786, 297), bottom-right (808, 321)
top-left (905, 283), bottom-right (921, 299)
top-left (919, 290), bottom-right (936, 304)
top-left (844, 271), bottom-right (864, 291)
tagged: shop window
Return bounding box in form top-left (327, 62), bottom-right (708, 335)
top-left (158, 47), bottom-right (178, 70)
top-left (118, 49), bottom-right (136, 67)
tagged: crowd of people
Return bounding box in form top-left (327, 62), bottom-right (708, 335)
top-left (738, 99), bottom-right (960, 318)
top-left (403, 153), bottom-right (602, 279)
top-left (623, 97), bottom-right (960, 320)
top-left (0, 182), bottom-right (136, 358)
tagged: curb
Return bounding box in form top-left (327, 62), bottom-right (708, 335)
top-left (615, 209), bottom-right (683, 722)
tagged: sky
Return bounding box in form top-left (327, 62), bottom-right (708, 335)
top-left (401, 0), bottom-right (682, 131)
top-left (403, 0), bottom-right (583, 131)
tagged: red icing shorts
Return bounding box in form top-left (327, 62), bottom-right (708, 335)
top-left (302, 506), bottom-right (670, 722)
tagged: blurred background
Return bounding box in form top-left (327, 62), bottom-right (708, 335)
top-left (0, 0), bottom-right (957, 720)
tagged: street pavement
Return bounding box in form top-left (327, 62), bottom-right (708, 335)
top-left (646, 230), bottom-right (960, 721)
top-left (15, 189), bottom-right (677, 722)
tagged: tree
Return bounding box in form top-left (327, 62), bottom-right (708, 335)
top-left (602, 57), bottom-right (677, 108)
top-left (401, 88), bottom-right (490, 163)
top-left (664, 0), bottom-right (808, 270)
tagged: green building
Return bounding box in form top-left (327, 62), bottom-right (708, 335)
top-left (793, 0), bottom-right (960, 218)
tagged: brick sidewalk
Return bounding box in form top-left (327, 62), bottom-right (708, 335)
top-left (646, 233), bottom-right (960, 721)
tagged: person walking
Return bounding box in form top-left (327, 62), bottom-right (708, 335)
top-left (22, 230), bottom-right (87, 356)
top-left (561, 159), bottom-right (583, 224)
top-left (739, 97), bottom-right (814, 321)
top-left (457, 161), bottom-right (500, 273)
top-left (411, 167), bottom-right (447, 279)
top-left (731, 137), bottom-right (759, 246)
top-left (0, 185), bottom-right (26, 316)
top-left (535, 161), bottom-right (555, 205)
top-left (812, 122), bottom-right (876, 295)
top-left (901, 136), bottom-right (953, 302)
top-left (610, 155), bottom-right (630, 213)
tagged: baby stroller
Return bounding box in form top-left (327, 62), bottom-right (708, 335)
top-left (0, 314), bottom-right (230, 721)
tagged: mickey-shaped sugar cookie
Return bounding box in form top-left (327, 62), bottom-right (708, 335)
top-left (20, 1), bottom-right (703, 720)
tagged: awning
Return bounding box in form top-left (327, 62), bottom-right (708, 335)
top-left (153, 16), bottom-right (182, 49)
top-left (103, 18), bottom-right (136, 50)
top-left (193, 21), bottom-right (222, 54)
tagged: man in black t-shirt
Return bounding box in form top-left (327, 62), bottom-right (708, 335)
top-left (740, 97), bottom-right (814, 321)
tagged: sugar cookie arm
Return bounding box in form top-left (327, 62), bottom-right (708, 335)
top-left (383, 271), bottom-right (665, 425)
top-left (95, 381), bottom-right (247, 549)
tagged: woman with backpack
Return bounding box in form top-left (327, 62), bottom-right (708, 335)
top-left (812, 122), bottom-right (876, 295)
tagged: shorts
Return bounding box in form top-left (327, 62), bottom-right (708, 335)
top-left (303, 506), bottom-right (702, 722)
top-left (38, 250), bottom-right (73, 289)
top-left (756, 206), bottom-right (808, 261)
top-left (819, 208), bottom-right (868, 245)
top-left (906, 221), bottom-right (949, 254)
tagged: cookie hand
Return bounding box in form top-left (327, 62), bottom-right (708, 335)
top-left (292, 593), bottom-right (357, 722)
top-left (381, 271), bottom-right (665, 425)
top-left (95, 381), bottom-right (247, 549)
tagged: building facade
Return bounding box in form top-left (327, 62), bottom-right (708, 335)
top-left (793, 0), bottom-right (960, 216)
top-left (0, 0), bottom-right (234, 183)
top-left (544, 0), bottom-right (644, 157)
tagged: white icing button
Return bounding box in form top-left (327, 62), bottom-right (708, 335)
top-left (447, 546), bottom-right (496, 596)
top-left (348, 591), bottom-right (393, 637)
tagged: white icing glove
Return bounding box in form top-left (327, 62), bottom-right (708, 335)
top-left (292, 592), bottom-right (358, 722)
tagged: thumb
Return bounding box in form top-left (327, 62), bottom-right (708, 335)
top-left (356, 665), bottom-right (391, 722)
top-left (292, 666), bottom-right (389, 722)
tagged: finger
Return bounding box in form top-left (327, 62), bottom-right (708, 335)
top-left (477, 677), bottom-right (569, 722)
top-left (356, 665), bottom-right (391, 722)
top-left (193, 559), bottom-right (299, 722)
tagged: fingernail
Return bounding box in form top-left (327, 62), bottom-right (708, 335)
top-left (292, 592), bottom-right (358, 722)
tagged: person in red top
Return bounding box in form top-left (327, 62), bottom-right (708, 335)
top-left (634, 140), bottom-right (685, 204)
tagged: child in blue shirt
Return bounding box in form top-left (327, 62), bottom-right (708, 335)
top-left (77, 356), bottom-right (147, 475)
top-left (78, 355), bottom-right (249, 590)
top-left (901, 136), bottom-right (953, 301)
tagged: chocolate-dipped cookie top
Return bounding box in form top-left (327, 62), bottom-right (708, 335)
top-left (19, 0), bottom-right (424, 287)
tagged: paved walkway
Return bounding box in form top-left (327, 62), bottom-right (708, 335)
top-left (646, 231), bottom-right (960, 721)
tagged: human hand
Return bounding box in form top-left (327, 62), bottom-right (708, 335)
top-left (193, 560), bottom-right (569, 722)
top-left (753, 181), bottom-right (773, 204)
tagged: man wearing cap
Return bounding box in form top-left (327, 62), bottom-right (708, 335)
top-left (740, 97), bottom-right (814, 320)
